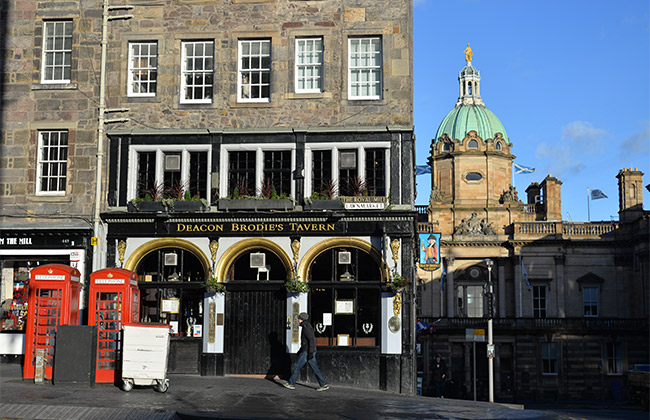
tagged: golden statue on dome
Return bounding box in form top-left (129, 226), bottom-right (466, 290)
top-left (464, 43), bottom-right (473, 63)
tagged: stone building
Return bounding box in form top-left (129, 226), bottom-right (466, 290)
top-left (1, 1), bottom-right (417, 393)
top-left (416, 55), bottom-right (649, 401)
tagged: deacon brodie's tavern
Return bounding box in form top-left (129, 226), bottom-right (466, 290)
top-left (99, 0), bottom-right (417, 392)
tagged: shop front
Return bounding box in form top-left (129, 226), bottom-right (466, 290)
top-left (103, 212), bottom-right (416, 392)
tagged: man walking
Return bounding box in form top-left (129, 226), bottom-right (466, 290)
top-left (282, 312), bottom-right (329, 391)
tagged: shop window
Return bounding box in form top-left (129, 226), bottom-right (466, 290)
top-left (263, 151), bottom-right (291, 197)
top-left (181, 40), bottom-right (214, 104)
top-left (136, 248), bottom-right (205, 336)
top-left (227, 249), bottom-right (287, 282)
top-left (606, 342), bottom-right (624, 375)
top-left (365, 149), bottom-right (386, 196)
top-left (225, 149), bottom-right (293, 198)
top-left (133, 148), bottom-right (209, 201)
top-left (533, 285), bottom-right (547, 318)
top-left (311, 150), bottom-right (333, 198)
top-left (41, 20), bottom-right (72, 83)
top-left (238, 39), bottom-right (271, 102)
top-left (228, 151), bottom-right (256, 197)
top-left (541, 342), bottom-right (558, 375)
top-left (37, 130), bottom-right (68, 195)
top-left (308, 247), bottom-right (381, 347)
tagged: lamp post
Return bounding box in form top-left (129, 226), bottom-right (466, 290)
top-left (484, 258), bottom-right (494, 403)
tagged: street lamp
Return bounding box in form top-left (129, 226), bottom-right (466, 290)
top-left (484, 258), bottom-right (494, 403)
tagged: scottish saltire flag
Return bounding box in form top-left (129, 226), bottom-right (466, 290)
top-left (513, 163), bottom-right (535, 174)
top-left (440, 261), bottom-right (446, 292)
top-left (416, 165), bottom-right (431, 175)
top-left (522, 260), bottom-right (531, 291)
top-left (590, 189), bottom-right (608, 200)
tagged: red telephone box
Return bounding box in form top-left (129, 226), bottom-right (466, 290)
top-left (88, 268), bottom-right (140, 383)
top-left (23, 264), bottom-right (81, 380)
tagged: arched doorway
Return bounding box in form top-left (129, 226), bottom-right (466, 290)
top-left (218, 240), bottom-right (292, 376)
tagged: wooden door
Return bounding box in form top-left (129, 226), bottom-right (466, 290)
top-left (224, 287), bottom-right (289, 376)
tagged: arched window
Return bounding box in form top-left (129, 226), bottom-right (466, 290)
top-left (496, 141), bottom-right (502, 151)
top-left (468, 139), bottom-right (479, 149)
top-left (228, 249), bottom-right (287, 282)
top-left (442, 142), bottom-right (451, 152)
top-left (308, 247), bottom-right (381, 347)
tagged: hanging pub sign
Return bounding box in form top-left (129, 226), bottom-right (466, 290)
top-left (418, 232), bottom-right (441, 271)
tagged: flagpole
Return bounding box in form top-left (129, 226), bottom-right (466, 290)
top-left (519, 256), bottom-right (523, 317)
top-left (587, 188), bottom-right (591, 222)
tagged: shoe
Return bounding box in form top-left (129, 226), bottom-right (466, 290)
top-left (281, 380), bottom-right (295, 390)
top-left (316, 384), bottom-right (329, 391)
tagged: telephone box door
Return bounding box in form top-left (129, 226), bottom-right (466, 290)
top-left (89, 268), bottom-right (140, 383)
top-left (23, 264), bottom-right (81, 380)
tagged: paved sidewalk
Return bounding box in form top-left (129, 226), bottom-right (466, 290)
top-left (0, 364), bottom-right (556, 420)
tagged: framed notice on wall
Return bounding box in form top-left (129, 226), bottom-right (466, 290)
top-left (161, 298), bottom-right (180, 314)
top-left (335, 299), bottom-right (354, 314)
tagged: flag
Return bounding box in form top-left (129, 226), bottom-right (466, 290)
top-left (440, 261), bottom-right (446, 292)
top-left (416, 320), bottom-right (431, 332)
top-left (416, 165), bottom-right (431, 175)
top-left (513, 163), bottom-right (535, 174)
top-left (522, 260), bottom-right (531, 291)
top-left (590, 189), bottom-right (608, 200)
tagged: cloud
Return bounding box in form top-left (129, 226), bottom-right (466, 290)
top-left (619, 121), bottom-right (650, 159)
top-left (535, 141), bottom-right (586, 178)
top-left (561, 120), bottom-right (608, 149)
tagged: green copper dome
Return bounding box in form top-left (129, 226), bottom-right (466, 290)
top-left (434, 60), bottom-right (509, 145)
top-left (434, 104), bottom-right (508, 144)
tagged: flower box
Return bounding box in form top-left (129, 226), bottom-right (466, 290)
top-left (217, 198), bottom-right (294, 211)
top-left (169, 200), bottom-right (209, 213)
top-left (128, 201), bottom-right (167, 212)
top-left (304, 199), bottom-right (344, 211)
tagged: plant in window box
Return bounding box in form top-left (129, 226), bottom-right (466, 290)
top-left (204, 276), bottom-right (226, 294)
top-left (387, 269), bottom-right (408, 293)
top-left (128, 181), bottom-right (167, 212)
top-left (305, 180), bottom-right (344, 210)
top-left (284, 274), bottom-right (308, 294)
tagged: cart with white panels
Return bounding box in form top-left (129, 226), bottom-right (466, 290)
top-left (121, 323), bottom-right (171, 392)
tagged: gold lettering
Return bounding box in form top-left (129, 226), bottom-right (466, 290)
top-left (215, 224), bottom-right (223, 232)
top-left (177, 224), bottom-right (186, 232)
top-left (328, 223), bottom-right (335, 231)
top-left (277, 223), bottom-right (284, 232)
top-left (232, 223), bottom-right (240, 232)
top-left (200, 225), bottom-right (207, 232)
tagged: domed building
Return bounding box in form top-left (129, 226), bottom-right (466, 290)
top-left (416, 50), bottom-right (649, 403)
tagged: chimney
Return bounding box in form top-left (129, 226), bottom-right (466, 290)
top-left (541, 175), bottom-right (562, 221)
top-left (617, 168), bottom-right (644, 223)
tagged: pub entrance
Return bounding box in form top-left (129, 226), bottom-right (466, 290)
top-left (223, 247), bottom-right (290, 376)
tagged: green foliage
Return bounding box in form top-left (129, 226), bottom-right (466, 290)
top-left (388, 269), bottom-right (409, 293)
top-left (284, 274), bottom-right (308, 293)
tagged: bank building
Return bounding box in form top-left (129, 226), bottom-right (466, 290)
top-left (0, 0), bottom-right (418, 393)
top-left (416, 54), bottom-right (649, 401)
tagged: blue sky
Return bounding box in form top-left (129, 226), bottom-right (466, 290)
top-left (413, 0), bottom-right (650, 222)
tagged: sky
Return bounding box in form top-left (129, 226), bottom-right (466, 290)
top-left (413, 0), bottom-right (650, 222)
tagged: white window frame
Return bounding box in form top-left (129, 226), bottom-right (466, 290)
top-left (348, 37), bottom-right (382, 100)
top-left (295, 37), bottom-right (323, 93)
top-left (127, 145), bottom-right (212, 202)
top-left (180, 41), bottom-right (214, 104)
top-left (41, 21), bottom-right (72, 84)
top-left (238, 39), bottom-right (271, 103)
top-left (541, 342), bottom-right (558, 375)
top-left (583, 286), bottom-right (599, 317)
top-left (219, 144), bottom-right (296, 198)
top-left (128, 41), bottom-right (158, 97)
top-left (36, 130), bottom-right (68, 195)
top-left (606, 342), bottom-right (624, 375)
top-left (304, 142), bottom-right (390, 198)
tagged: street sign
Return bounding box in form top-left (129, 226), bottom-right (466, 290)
top-left (465, 328), bottom-right (486, 342)
top-left (91, 237), bottom-right (99, 246)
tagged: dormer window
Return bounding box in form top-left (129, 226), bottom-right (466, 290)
top-left (442, 142), bottom-right (451, 152)
top-left (496, 141), bottom-right (502, 151)
top-left (468, 139), bottom-right (479, 149)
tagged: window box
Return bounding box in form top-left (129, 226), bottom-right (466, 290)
top-left (217, 198), bottom-right (294, 211)
top-left (304, 199), bottom-right (344, 211)
top-left (128, 201), bottom-right (167, 213)
top-left (169, 200), bottom-right (209, 213)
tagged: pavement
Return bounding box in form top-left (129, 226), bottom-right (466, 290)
top-left (0, 363), bottom-right (557, 420)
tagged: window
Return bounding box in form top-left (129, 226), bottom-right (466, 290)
top-left (37, 131), bottom-right (68, 194)
top-left (128, 42), bottom-right (158, 96)
top-left (295, 38), bottom-right (323, 93)
top-left (181, 41), bottom-right (213, 104)
top-left (41, 21), bottom-right (72, 83)
top-left (495, 141), bottom-right (503, 151)
top-left (312, 150), bottom-right (333, 198)
top-left (606, 342), bottom-right (623, 374)
top-left (533, 285), bottom-right (547, 318)
top-left (442, 142), bottom-right (451, 152)
top-left (465, 172), bottom-right (483, 181)
top-left (348, 37), bottom-right (382, 100)
top-left (583, 286), bottom-right (599, 317)
top-left (467, 139), bottom-right (479, 149)
top-left (309, 247), bottom-right (381, 347)
top-left (457, 285), bottom-right (484, 318)
top-left (541, 342), bottom-right (558, 375)
top-left (364, 149), bottom-right (385, 196)
top-left (238, 39), bottom-right (271, 102)
top-left (133, 148), bottom-right (210, 201)
top-left (228, 151), bottom-right (256, 197)
top-left (263, 151), bottom-right (291, 197)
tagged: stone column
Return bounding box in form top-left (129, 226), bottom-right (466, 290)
top-left (446, 257), bottom-right (455, 317)
top-left (498, 261), bottom-right (506, 318)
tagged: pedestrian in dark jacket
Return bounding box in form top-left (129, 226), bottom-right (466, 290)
top-left (431, 353), bottom-right (447, 398)
top-left (282, 312), bottom-right (329, 391)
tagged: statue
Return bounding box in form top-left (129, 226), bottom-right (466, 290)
top-left (454, 213), bottom-right (492, 235)
top-left (464, 43), bottom-right (473, 63)
top-left (501, 185), bottom-right (519, 203)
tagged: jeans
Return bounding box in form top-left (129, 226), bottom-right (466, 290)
top-left (288, 351), bottom-right (327, 387)
top-left (433, 380), bottom-right (446, 397)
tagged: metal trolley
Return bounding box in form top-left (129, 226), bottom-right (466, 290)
top-left (121, 323), bottom-right (171, 392)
